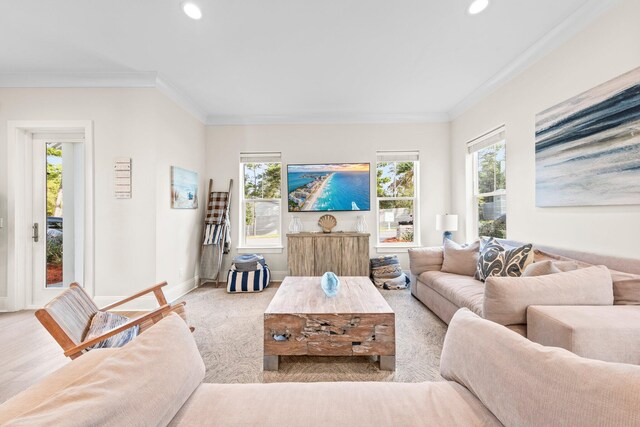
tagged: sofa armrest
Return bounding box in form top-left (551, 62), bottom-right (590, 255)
top-left (408, 246), bottom-right (443, 276)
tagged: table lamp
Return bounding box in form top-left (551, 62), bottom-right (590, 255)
top-left (436, 214), bottom-right (458, 243)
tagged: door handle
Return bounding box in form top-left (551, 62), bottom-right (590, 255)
top-left (32, 223), bottom-right (39, 242)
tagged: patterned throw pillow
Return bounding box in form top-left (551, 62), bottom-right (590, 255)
top-left (476, 238), bottom-right (533, 282)
top-left (85, 311), bottom-right (139, 350)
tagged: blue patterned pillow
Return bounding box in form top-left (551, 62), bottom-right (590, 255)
top-left (476, 238), bottom-right (533, 282)
top-left (85, 311), bottom-right (139, 350)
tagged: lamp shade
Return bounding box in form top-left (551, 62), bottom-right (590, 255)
top-left (436, 214), bottom-right (458, 231)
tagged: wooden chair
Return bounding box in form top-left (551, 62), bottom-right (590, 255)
top-left (35, 282), bottom-right (191, 359)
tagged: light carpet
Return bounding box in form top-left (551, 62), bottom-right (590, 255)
top-left (181, 284), bottom-right (447, 384)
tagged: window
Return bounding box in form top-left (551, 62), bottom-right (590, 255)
top-left (376, 151), bottom-right (420, 247)
top-left (239, 152), bottom-right (282, 248)
top-left (468, 127), bottom-right (506, 239)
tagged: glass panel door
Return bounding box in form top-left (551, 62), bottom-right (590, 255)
top-left (31, 138), bottom-right (84, 306)
top-left (46, 143), bottom-right (64, 287)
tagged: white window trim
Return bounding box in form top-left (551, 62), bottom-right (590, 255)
top-left (375, 155), bottom-right (421, 248)
top-left (468, 127), bottom-right (506, 241)
top-left (238, 154), bottom-right (283, 250)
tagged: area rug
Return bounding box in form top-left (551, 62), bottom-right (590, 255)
top-left (181, 284), bottom-right (447, 384)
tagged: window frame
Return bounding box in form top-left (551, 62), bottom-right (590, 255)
top-left (238, 153), bottom-right (283, 250)
top-left (469, 129), bottom-right (507, 241)
top-left (375, 152), bottom-right (421, 249)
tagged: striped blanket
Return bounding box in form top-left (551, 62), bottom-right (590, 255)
top-left (203, 191), bottom-right (231, 252)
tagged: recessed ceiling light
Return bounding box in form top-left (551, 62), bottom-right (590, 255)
top-left (182, 2), bottom-right (202, 20)
top-left (467, 0), bottom-right (490, 15)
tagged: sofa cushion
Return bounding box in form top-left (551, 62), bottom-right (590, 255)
top-left (534, 249), bottom-right (640, 305)
top-left (610, 270), bottom-right (640, 305)
top-left (441, 239), bottom-right (480, 277)
top-left (476, 238), bottom-right (533, 281)
top-left (408, 246), bottom-right (444, 275)
top-left (441, 309), bottom-right (640, 427)
top-left (418, 271), bottom-right (484, 316)
top-left (169, 381), bottom-right (501, 427)
top-left (0, 349), bottom-right (118, 424)
top-left (2, 314), bottom-right (205, 427)
top-left (522, 260), bottom-right (579, 277)
top-left (483, 265), bottom-right (614, 326)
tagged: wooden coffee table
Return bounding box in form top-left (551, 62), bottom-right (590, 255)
top-left (263, 276), bottom-right (395, 371)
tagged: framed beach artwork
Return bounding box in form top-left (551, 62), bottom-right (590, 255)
top-left (171, 166), bottom-right (199, 209)
top-left (535, 66), bottom-right (640, 207)
top-left (287, 163), bottom-right (370, 212)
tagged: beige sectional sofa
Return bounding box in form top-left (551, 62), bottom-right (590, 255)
top-left (409, 240), bottom-right (640, 365)
top-left (2, 311), bottom-right (640, 426)
top-left (409, 241), bottom-right (640, 335)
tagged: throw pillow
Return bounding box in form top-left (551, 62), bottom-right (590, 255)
top-left (85, 311), bottom-right (139, 350)
top-left (441, 239), bottom-right (480, 277)
top-left (476, 238), bottom-right (533, 281)
top-left (522, 260), bottom-right (579, 277)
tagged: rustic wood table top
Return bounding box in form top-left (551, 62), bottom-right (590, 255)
top-left (265, 276), bottom-right (394, 315)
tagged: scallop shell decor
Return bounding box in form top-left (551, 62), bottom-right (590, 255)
top-left (318, 214), bottom-right (337, 233)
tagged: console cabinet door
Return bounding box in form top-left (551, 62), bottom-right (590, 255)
top-left (288, 236), bottom-right (315, 276)
top-left (314, 237), bottom-right (343, 276)
top-left (349, 236), bottom-right (370, 276)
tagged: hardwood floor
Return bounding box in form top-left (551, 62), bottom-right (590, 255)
top-left (0, 310), bottom-right (140, 404)
top-left (0, 310), bottom-right (67, 403)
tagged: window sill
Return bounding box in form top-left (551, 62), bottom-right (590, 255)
top-left (374, 245), bottom-right (421, 253)
top-left (237, 246), bottom-right (284, 254)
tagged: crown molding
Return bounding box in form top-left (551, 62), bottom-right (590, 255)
top-left (448, 0), bottom-right (622, 119)
top-left (155, 74), bottom-right (207, 123)
top-left (0, 0), bottom-right (620, 128)
top-left (206, 112), bottom-right (451, 126)
top-left (0, 71), bottom-right (158, 88)
top-left (0, 71), bottom-right (207, 124)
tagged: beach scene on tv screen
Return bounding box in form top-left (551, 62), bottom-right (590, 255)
top-left (288, 163), bottom-right (370, 211)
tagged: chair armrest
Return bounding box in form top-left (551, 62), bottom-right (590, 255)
top-left (65, 304), bottom-right (172, 357)
top-left (100, 281), bottom-right (169, 311)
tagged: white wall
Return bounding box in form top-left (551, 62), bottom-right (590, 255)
top-left (0, 88), bottom-right (205, 309)
top-left (450, 0), bottom-right (640, 258)
top-left (205, 123), bottom-right (451, 277)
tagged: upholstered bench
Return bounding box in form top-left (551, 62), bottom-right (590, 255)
top-left (527, 305), bottom-right (640, 365)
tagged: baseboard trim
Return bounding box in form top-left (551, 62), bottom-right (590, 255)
top-left (0, 297), bottom-right (9, 312)
top-left (94, 277), bottom-right (199, 311)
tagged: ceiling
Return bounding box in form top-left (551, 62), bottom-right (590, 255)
top-left (0, 0), bottom-right (616, 124)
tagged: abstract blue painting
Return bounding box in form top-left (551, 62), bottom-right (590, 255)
top-left (535, 66), bottom-right (640, 207)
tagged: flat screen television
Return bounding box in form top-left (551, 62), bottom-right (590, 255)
top-left (287, 163), bottom-right (370, 212)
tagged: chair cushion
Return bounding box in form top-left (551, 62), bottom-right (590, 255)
top-left (483, 265), bottom-right (614, 326)
top-left (43, 284), bottom-right (99, 344)
top-left (2, 314), bottom-right (205, 427)
top-left (418, 271), bottom-right (485, 316)
top-left (441, 309), bottom-right (640, 427)
top-left (85, 311), bottom-right (139, 349)
top-left (441, 239), bottom-right (480, 277)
